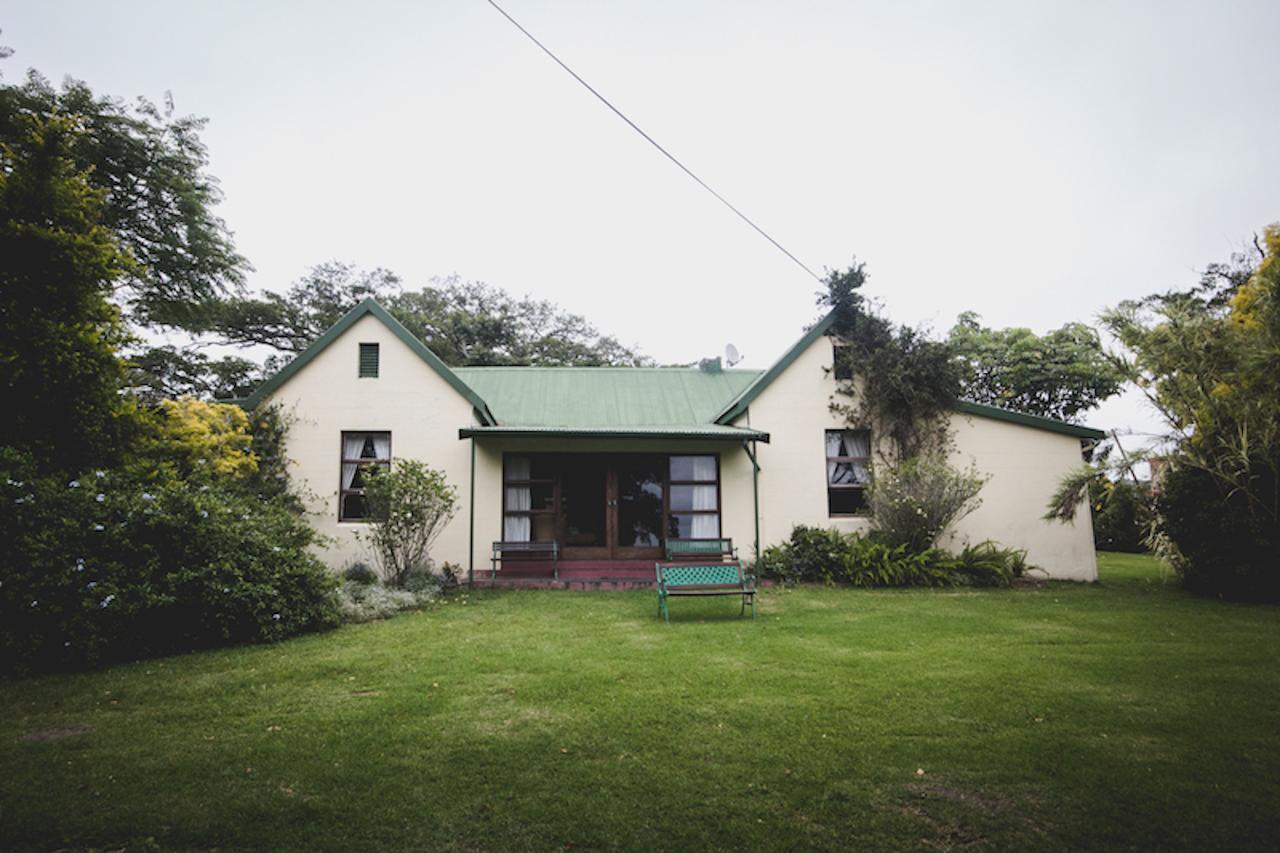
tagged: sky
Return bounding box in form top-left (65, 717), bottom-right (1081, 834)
top-left (5, 0), bottom-right (1279, 445)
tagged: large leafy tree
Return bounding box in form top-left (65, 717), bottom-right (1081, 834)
top-left (190, 263), bottom-right (650, 378)
top-left (1049, 227), bottom-right (1279, 599)
top-left (0, 113), bottom-right (139, 473)
top-left (0, 71), bottom-right (247, 327)
top-left (948, 313), bottom-right (1121, 421)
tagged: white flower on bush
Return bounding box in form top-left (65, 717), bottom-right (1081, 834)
top-left (95, 470), bottom-right (106, 479)
top-left (141, 492), bottom-right (154, 501)
top-left (96, 493), bottom-right (105, 502)
top-left (68, 479), bottom-right (80, 488)
top-left (100, 594), bottom-right (115, 608)
top-left (92, 523), bottom-right (105, 531)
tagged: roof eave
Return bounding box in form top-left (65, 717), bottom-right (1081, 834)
top-left (954, 401), bottom-right (1106, 440)
top-left (714, 311), bottom-right (838, 424)
top-left (458, 426), bottom-right (770, 443)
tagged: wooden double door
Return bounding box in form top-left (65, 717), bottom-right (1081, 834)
top-left (559, 454), bottom-right (666, 560)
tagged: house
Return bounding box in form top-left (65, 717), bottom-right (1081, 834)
top-left (243, 299), bottom-right (1103, 583)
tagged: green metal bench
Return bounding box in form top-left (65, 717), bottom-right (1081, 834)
top-left (655, 561), bottom-right (756, 623)
top-left (664, 538), bottom-right (737, 562)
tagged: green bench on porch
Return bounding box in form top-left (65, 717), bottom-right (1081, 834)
top-left (664, 538), bottom-right (737, 562)
top-left (491, 541), bottom-right (560, 580)
top-left (655, 561), bottom-right (756, 623)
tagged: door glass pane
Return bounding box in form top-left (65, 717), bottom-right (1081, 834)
top-left (561, 457), bottom-right (606, 547)
top-left (617, 455), bottom-right (664, 548)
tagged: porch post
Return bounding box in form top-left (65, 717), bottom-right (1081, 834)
top-left (744, 440), bottom-right (761, 562)
top-left (468, 437), bottom-right (476, 588)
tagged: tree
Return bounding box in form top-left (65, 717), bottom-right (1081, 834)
top-left (360, 460), bottom-right (458, 588)
top-left (0, 71), bottom-right (246, 328)
top-left (947, 313), bottom-right (1122, 421)
top-left (188, 263), bottom-right (650, 373)
top-left (0, 113), bottom-right (139, 473)
top-left (1048, 227), bottom-right (1280, 599)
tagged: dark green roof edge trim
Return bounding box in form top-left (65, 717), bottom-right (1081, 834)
top-left (955, 401), bottom-right (1105, 440)
top-left (459, 427), bottom-right (770, 443)
top-left (714, 311), bottom-right (1104, 440)
top-left (241, 299), bottom-right (497, 424)
top-left (714, 312), bottom-right (838, 424)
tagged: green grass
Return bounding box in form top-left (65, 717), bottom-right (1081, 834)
top-left (2, 552), bottom-right (1278, 851)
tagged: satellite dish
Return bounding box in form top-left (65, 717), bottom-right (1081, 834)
top-left (725, 343), bottom-right (742, 367)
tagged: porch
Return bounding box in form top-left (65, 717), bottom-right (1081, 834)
top-left (462, 443), bottom-right (765, 588)
top-left (473, 559), bottom-right (662, 590)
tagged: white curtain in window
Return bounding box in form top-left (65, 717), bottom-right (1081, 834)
top-left (342, 435), bottom-right (365, 490)
top-left (503, 514), bottom-right (531, 542)
top-left (825, 430), bottom-right (843, 461)
top-left (506, 456), bottom-right (531, 481)
top-left (372, 433), bottom-right (391, 460)
top-left (691, 484), bottom-right (717, 511)
top-left (506, 486), bottom-right (532, 513)
top-left (827, 430), bottom-right (870, 486)
top-left (690, 456), bottom-right (716, 481)
top-left (691, 514), bottom-right (720, 538)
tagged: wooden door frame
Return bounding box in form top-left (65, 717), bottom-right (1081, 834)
top-left (502, 451), bottom-right (719, 561)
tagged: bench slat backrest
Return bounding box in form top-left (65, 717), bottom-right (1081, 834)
top-left (656, 562), bottom-right (745, 589)
top-left (665, 538), bottom-right (735, 561)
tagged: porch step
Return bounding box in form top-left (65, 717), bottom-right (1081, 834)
top-left (474, 576), bottom-right (657, 591)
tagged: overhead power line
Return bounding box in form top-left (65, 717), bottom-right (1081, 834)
top-left (483, 0), bottom-right (823, 282)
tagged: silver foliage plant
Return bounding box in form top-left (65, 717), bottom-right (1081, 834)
top-left (358, 460), bottom-right (458, 588)
top-left (867, 455), bottom-right (988, 553)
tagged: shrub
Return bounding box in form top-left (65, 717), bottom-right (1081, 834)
top-left (757, 525), bottom-right (1018, 588)
top-left (935, 541), bottom-right (1023, 587)
top-left (0, 449), bottom-right (340, 675)
top-left (336, 580), bottom-right (435, 623)
top-left (867, 455), bottom-right (987, 552)
top-left (1157, 464), bottom-right (1280, 601)
top-left (360, 460), bottom-right (458, 588)
top-left (343, 562), bottom-right (378, 585)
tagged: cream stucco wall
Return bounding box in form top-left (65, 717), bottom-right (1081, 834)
top-left (264, 314), bottom-right (480, 572)
top-left (737, 332), bottom-right (1098, 581)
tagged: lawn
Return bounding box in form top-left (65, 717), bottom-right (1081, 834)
top-left (2, 553), bottom-right (1278, 851)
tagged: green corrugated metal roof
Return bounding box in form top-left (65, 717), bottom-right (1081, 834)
top-left (453, 367), bottom-right (762, 428)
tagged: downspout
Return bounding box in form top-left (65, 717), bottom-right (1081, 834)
top-left (743, 440), bottom-right (761, 563)
top-left (468, 437), bottom-right (476, 589)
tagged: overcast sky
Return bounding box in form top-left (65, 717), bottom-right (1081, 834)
top-left (5, 1), bottom-right (1278, 441)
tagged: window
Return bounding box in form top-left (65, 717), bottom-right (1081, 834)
top-left (503, 455), bottom-right (557, 542)
top-left (826, 429), bottom-right (870, 515)
top-left (339, 432), bottom-right (390, 521)
top-left (832, 344), bottom-right (853, 380)
top-left (358, 343), bottom-right (380, 378)
top-left (667, 455), bottom-right (720, 539)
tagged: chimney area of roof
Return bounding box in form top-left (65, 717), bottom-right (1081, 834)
top-left (698, 357), bottom-right (723, 374)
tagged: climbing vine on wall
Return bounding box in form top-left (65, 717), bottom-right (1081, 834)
top-left (821, 261), bottom-right (962, 462)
